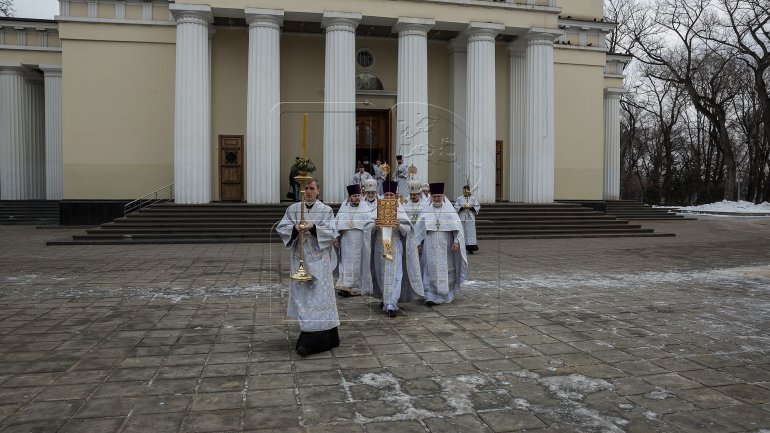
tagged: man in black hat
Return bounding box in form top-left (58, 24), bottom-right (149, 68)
top-left (334, 184), bottom-right (375, 298)
top-left (414, 183), bottom-right (469, 306)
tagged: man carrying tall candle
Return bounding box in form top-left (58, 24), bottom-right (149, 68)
top-left (277, 178), bottom-right (341, 356)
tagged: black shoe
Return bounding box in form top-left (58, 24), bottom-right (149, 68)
top-left (337, 290), bottom-right (351, 297)
top-left (467, 250), bottom-right (474, 255)
top-left (379, 302), bottom-right (384, 309)
top-left (296, 345), bottom-right (310, 357)
top-left (388, 310), bottom-right (397, 318)
top-left (425, 301), bottom-right (436, 307)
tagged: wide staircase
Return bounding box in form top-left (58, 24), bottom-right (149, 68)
top-left (0, 200), bottom-right (60, 225)
top-left (604, 200), bottom-right (691, 220)
top-left (48, 201), bottom-right (671, 245)
top-left (475, 203), bottom-right (670, 240)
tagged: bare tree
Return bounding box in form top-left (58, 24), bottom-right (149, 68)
top-left (0, 0), bottom-right (14, 17)
top-left (605, 0), bottom-right (644, 54)
top-left (628, 0), bottom-right (741, 199)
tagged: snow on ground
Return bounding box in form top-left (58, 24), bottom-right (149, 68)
top-left (661, 200), bottom-right (770, 214)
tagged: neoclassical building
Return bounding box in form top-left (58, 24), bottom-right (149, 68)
top-left (0, 0), bottom-right (627, 206)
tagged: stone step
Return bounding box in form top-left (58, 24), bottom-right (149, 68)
top-left (51, 200), bottom-right (670, 245)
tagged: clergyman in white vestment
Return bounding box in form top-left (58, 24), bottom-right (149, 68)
top-left (414, 183), bottom-right (469, 306)
top-left (277, 179), bottom-right (340, 356)
top-left (364, 181), bottom-right (424, 317)
top-left (454, 184), bottom-right (481, 254)
top-left (334, 184), bottom-right (375, 297)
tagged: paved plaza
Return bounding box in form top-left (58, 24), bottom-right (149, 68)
top-left (0, 217), bottom-right (769, 432)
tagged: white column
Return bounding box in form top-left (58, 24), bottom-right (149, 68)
top-left (170, 4), bottom-right (212, 204)
top-left (41, 65), bottom-right (63, 200)
top-left (321, 12), bottom-right (361, 203)
top-left (522, 29), bottom-right (558, 203)
top-left (0, 64), bottom-right (28, 199)
top-left (142, 2), bottom-right (153, 21)
top-left (87, 1), bottom-right (97, 18)
top-left (448, 37), bottom-right (466, 199)
top-left (60, 1), bottom-right (70, 17)
top-left (604, 88), bottom-right (624, 200)
top-left (394, 17), bottom-right (434, 184)
top-left (26, 75), bottom-right (46, 200)
top-left (465, 22), bottom-right (503, 204)
top-left (245, 9), bottom-right (283, 204)
top-left (508, 41), bottom-right (526, 202)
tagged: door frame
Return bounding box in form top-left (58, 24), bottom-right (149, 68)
top-left (355, 109), bottom-right (392, 165)
top-left (218, 134), bottom-right (244, 202)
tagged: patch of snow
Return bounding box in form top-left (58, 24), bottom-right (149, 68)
top-left (669, 200), bottom-right (770, 214)
top-left (539, 374), bottom-right (614, 401)
top-left (643, 411), bottom-right (659, 420)
top-left (645, 390), bottom-right (671, 400)
top-left (618, 403), bottom-right (634, 410)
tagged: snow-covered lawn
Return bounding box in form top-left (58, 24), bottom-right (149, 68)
top-left (658, 200), bottom-right (770, 215)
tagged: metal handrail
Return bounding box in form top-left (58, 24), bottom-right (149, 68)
top-left (124, 183), bottom-right (174, 216)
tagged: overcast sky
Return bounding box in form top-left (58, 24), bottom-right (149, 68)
top-left (13, 0), bottom-right (60, 19)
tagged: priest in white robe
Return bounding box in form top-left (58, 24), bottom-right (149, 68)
top-left (352, 165), bottom-right (373, 187)
top-left (403, 180), bottom-right (426, 225)
top-left (454, 184), bottom-right (481, 254)
top-left (362, 178), bottom-right (379, 206)
top-left (334, 184), bottom-right (375, 298)
top-left (277, 178), bottom-right (340, 356)
top-left (414, 183), bottom-right (469, 306)
top-left (420, 183), bottom-right (431, 205)
top-left (395, 155), bottom-right (409, 199)
top-left (373, 159), bottom-right (385, 196)
top-left (364, 181), bottom-right (424, 317)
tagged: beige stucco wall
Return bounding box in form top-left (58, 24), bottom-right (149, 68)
top-left (559, 0), bottom-right (604, 20)
top-left (0, 49), bottom-right (61, 65)
top-left (553, 48), bottom-right (606, 200)
top-left (60, 23), bottom-right (175, 199)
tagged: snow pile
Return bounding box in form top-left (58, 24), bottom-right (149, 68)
top-left (671, 200), bottom-right (770, 214)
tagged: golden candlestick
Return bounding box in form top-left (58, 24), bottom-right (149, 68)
top-left (290, 172), bottom-right (314, 282)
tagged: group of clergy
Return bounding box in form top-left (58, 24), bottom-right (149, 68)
top-left (277, 175), bottom-right (481, 357)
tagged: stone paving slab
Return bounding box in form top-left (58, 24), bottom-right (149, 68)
top-left (0, 217), bottom-right (769, 432)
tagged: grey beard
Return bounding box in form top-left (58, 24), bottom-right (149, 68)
top-left (433, 202), bottom-right (442, 208)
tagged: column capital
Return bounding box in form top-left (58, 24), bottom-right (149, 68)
top-left (245, 8), bottom-right (284, 29)
top-left (321, 11), bottom-right (361, 33)
top-left (0, 62), bottom-right (24, 76)
top-left (169, 3), bottom-right (212, 25)
top-left (393, 17), bottom-right (434, 36)
top-left (604, 87), bottom-right (626, 98)
top-left (465, 22), bottom-right (504, 42)
top-left (447, 36), bottom-right (466, 54)
top-left (507, 39), bottom-right (526, 56)
top-left (39, 64), bottom-right (62, 77)
top-left (525, 27), bottom-right (561, 44)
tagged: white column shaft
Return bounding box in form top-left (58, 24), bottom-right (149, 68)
top-left (465, 28), bottom-right (498, 203)
top-left (173, 12), bottom-right (211, 204)
top-left (449, 39), bottom-right (466, 199)
top-left (322, 14), bottom-right (360, 203)
top-left (604, 92), bottom-right (621, 200)
top-left (395, 19), bottom-right (433, 184)
top-left (43, 67), bottom-right (63, 200)
top-left (523, 35), bottom-right (555, 203)
top-left (246, 11), bottom-right (282, 203)
top-left (508, 44), bottom-right (526, 202)
top-left (0, 68), bottom-right (27, 199)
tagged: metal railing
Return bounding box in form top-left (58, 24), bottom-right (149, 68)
top-left (124, 183), bottom-right (174, 216)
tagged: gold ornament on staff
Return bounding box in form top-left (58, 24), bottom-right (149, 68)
top-left (291, 113), bottom-right (313, 282)
top-left (375, 162), bottom-right (397, 261)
